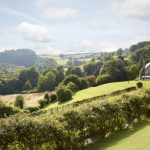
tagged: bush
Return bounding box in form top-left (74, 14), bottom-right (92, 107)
top-left (44, 93), bottom-right (50, 104)
top-left (96, 74), bottom-right (111, 85)
top-left (38, 99), bottom-right (47, 108)
top-left (0, 105), bottom-right (15, 118)
top-left (14, 95), bottom-right (24, 109)
top-left (61, 75), bottom-right (81, 90)
top-left (25, 107), bottom-right (40, 113)
top-left (67, 82), bottom-right (78, 92)
top-left (1, 90), bottom-right (150, 149)
top-left (57, 87), bottom-right (73, 102)
top-left (50, 93), bottom-right (57, 102)
top-left (85, 75), bottom-right (96, 86)
top-left (80, 78), bottom-right (89, 89)
top-left (136, 82), bottom-right (143, 89)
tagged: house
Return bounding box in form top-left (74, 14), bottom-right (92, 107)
top-left (142, 62), bottom-right (150, 80)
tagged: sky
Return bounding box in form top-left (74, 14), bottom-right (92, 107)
top-left (0, 0), bottom-right (150, 54)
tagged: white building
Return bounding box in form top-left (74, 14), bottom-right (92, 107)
top-left (142, 62), bottom-right (150, 80)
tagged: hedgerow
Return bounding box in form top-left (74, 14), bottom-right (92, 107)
top-left (0, 89), bottom-right (150, 150)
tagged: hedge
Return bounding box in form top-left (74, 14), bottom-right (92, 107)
top-left (0, 89), bottom-right (150, 149)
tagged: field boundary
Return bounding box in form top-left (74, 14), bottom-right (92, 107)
top-left (32, 86), bottom-right (137, 115)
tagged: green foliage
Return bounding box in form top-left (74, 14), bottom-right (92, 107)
top-left (67, 82), bottom-right (78, 92)
top-left (35, 57), bottom-right (57, 73)
top-left (23, 80), bottom-right (32, 91)
top-left (0, 100), bottom-right (16, 118)
top-left (0, 90), bottom-right (150, 149)
top-left (80, 78), bottom-right (89, 89)
top-left (57, 87), bottom-right (73, 102)
top-left (96, 74), bottom-right (112, 85)
top-left (37, 71), bottom-right (56, 91)
top-left (136, 82), bottom-right (143, 89)
top-left (100, 58), bottom-right (127, 82)
top-left (129, 41), bottom-right (150, 53)
top-left (44, 93), bottom-right (50, 104)
top-left (18, 67), bottom-right (39, 89)
top-left (83, 61), bottom-right (103, 76)
top-left (14, 95), bottom-right (24, 109)
top-left (25, 107), bottom-right (40, 113)
top-left (0, 49), bottom-right (37, 67)
top-left (128, 64), bottom-right (140, 80)
top-left (67, 66), bottom-right (84, 77)
top-left (38, 99), bottom-right (47, 108)
top-left (62, 75), bottom-right (81, 90)
top-left (50, 93), bottom-right (57, 102)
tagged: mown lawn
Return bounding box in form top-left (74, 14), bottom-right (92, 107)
top-left (86, 120), bottom-right (150, 150)
top-left (45, 81), bottom-right (150, 109)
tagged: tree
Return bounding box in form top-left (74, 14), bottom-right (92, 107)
top-left (44, 93), bottom-right (50, 104)
top-left (37, 71), bottom-right (56, 91)
top-left (62, 75), bottom-right (81, 90)
top-left (100, 58), bottom-right (127, 82)
top-left (83, 61), bottom-right (103, 76)
top-left (96, 74), bottom-right (111, 85)
top-left (56, 87), bottom-right (72, 102)
top-left (128, 64), bottom-right (139, 80)
top-left (14, 95), bottom-right (24, 109)
top-left (18, 67), bottom-right (39, 90)
top-left (80, 78), bottom-right (89, 89)
top-left (67, 82), bottom-right (78, 92)
top-left (23, 80), bottom-right (32, 91)
top-left (0, 49), bottom-right (37, 67)
top-left (50, 93), bottom-right (57, 102)
top-left (67, 67), bottom-right (83, 77)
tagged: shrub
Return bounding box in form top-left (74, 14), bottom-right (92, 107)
top-left (80, 78), bottom-right (89, 89)
top-left (44, 93), bottom-right (50, 104)
top-left (0, 105), bottom-right (15, 118)
top-left (85, 75), bottom-right (96, 86)
top-left (61, 75), bottom-right (81, 90)
top-left (67, 82), bottom-right (78, 92)
top-left (136, 82), bottom-right (143, 89)
top-left (14, 95), bottom-right (24, 109)
top-left (38, 99), bottom-right (47, 108)
top-left (50, 93), bottom-right (57, 102)
top-left (96, 74), bottom-right (111, 85)
top-left (57, 87), bottom-right (73, 102)
top-left (25, 107), bottom-right (40, 113)
top-left (1, 90), bottom-right (150, 149)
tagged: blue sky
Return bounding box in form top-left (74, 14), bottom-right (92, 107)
top-left (0, 0), bottom-right (150, 54)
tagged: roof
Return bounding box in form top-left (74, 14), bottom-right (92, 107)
top-left (145, 62), bottom-right (150, 68)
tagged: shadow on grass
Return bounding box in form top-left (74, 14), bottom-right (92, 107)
top-left (86, 119), bottom-right (150, 150)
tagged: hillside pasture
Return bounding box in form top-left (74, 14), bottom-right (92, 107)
top-left (86, 120), bottom-right (150, 150)
top-left (1, 81), bottom-right (150, 109)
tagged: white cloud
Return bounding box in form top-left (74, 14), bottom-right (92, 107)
top-left (89, 20), bottom-right (107, 29)
top-left (43, 7), bottom-right (78, 18)
top-left (112, 0), bottom-right (150, 20)
top-left (18, 22), bottom-right (52, 43)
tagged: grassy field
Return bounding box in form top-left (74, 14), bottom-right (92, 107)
top-left (45, 81), bottom-right (150, 109)
top-left (1, 81), bottom-right (150, 109)
top-left (86, 119), bottom-right (150, 150)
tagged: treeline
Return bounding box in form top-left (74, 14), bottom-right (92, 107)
top-left (0, 49), bottom-right (37, 67)
top-left (0, 41), bottom-right (150, 97)
top-left (0, 89), bottom-right (150, 149)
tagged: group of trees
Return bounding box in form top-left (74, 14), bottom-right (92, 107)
top-left (1, 41), bottom-right (150, 102)
top-left (0, 49), bottom-right (37, 67)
